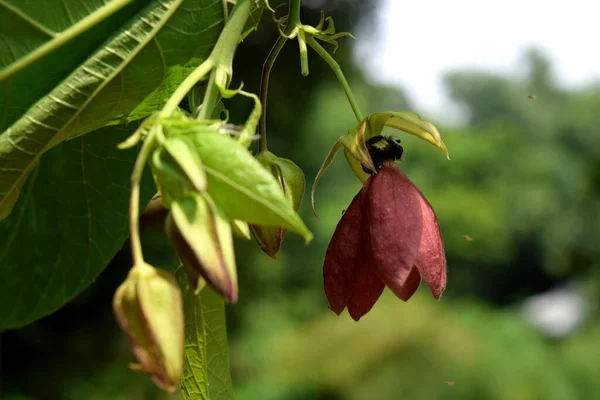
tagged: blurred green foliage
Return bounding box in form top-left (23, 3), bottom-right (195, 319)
top-left (3, 2), bottom-right (600, 400)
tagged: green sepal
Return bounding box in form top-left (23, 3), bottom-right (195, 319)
top-left (367, 110), bottom-right (449, 158)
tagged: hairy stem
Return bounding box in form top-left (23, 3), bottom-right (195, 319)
top-left (306, 35), bottom-right (363, 122)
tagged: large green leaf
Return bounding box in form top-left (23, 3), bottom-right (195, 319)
top-left (0, 0), bottom-right (223, 219)
top-left (179, 271), bottom-right (234, 400)
top-left (202, 287), bottom-right (234, 400)
top-left (0, 0), bottom-right (138, 81)
top-left (0, 125), bottom-right (154, 330)
top-left (178, 267), bottom-right (209, 400)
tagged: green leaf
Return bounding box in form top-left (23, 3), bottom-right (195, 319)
top-left (178, 274), bottom-right (234, 400)
top-left (238, 0), bottom-right (270, 42)
top-left (202, 287), bottom-right (235, 400)
top-left (0, 0), bottom-right (136, 80)
top-left (178, 267), bottom-right (209, 400)
top-left (151, 136), bottom-right (207, 206)
top-left (190, 132), bottom-right (313, 242)
top-left (0, 0), bottom-right (224, 219)
top-left (368, 110), bottom-right (449, 158)
top-left (0, 125), bottom-right (155, 330)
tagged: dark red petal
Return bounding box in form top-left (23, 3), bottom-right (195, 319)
top-left (397, 267), bottom-right (421, 301)
top-left (323, 182), bottom-right (370, 314)
top-left (366, 164), bottom-right (423, 298)
top-left (346, 266), bottom-right (385, 321)
top-left (413, 188), bottom-right (447, 299)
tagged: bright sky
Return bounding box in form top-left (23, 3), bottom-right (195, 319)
top-left (355, 0), bottom-right (600, 123)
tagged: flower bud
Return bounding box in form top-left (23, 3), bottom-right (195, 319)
top-left (165, 194), bottom-right (238, 302)
top-left (113, 262), bottom-right (184, 392)
top-left (150, 136), bottom-right (207, 207)
top-left (250, 152), bottom-right (305, 258)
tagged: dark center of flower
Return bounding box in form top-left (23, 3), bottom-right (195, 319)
top-left (362, 135), bottom-right (404, 174)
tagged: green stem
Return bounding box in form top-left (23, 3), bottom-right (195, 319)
top-left (258, 36), bottom-right (288, 152)
top-left (159, 0), bottom-right (253, 118)
top-left (211, 0), bottom-right (254, 71)
top-left (197, 71), bottom-right (220, 120)
top-left (129, 132), bottom-right (158, 265)
top-left (288, 0), bottom-right (302, 26)
top-left (306, 35), bottom-right (363, 122)
top-left (160, 59), bottom-right (214, 117)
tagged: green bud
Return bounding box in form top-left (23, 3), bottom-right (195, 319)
top-left (165, 194), bottom-right (238, 302)
top-left (113, 262), bottom-right (184, 393)
top-left (250, 152), bottom-right (305, 258)
top-left (150, 136), bottom-right (207, 207)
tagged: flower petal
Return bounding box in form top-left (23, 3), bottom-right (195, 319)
top-left (366, 164), bottom-right (423, 298)
top-left (346, 266), bottom-right (385, 321)
top-left (397, 267), bottom-right (421, 301)
top-left (323, 183), bottom-right (369, 314)
top-left (413, 188), bottom-right (447, 299)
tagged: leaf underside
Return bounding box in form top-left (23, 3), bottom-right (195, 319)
top-left (0, 0), bottom-right (224, 219)
top-left (0, 125), bottom-right (154, 330)
top-left (179, 270), bottom-right (234, 400)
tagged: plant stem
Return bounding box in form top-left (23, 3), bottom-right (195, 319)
top-left (306, 35), bottom-right (363, 122)
top-left (258, 0), bottom-right (304, 152)
top-left (258, 36), bottom-right (288, 152)
top-left (197, 70), bottom-right (219, 120)
top-left (159, 0), bottom-right (253, 118)
top-left (128, 132), bottom-right (157, 265)
top-left (160, 59), bottom-right (214, 117)
top-left (211, 0), bottom-right (254, 71)
top-left (288, 0), bottom-right (302, 26)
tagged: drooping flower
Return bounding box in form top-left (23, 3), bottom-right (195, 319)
top-left (323, 149), bottom-right (446, 321)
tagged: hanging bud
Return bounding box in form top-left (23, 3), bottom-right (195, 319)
top-left (150, 135), bottom-right (207, 207)
top-left (250, 151), bottom-right (305, 258)
top-left (113, 262), bottom-right (184, 392)
top-left (165, 193), bottom-right (238, 302)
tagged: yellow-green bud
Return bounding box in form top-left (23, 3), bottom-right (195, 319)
top-left (113, 262), bottom-right (184, 392)
top-left (165, 194), bottom-right (238, 302)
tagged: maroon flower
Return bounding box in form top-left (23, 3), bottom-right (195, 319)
top-left (323, 162), bottom-right (446, 321)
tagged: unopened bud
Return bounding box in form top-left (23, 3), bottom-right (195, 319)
top-left (165, 194), bottom-right (238, 302)
top-left (251, 152), bottom-right (305, 258)
top-left (113, 262), bottom-right (184, 392)
top-left (150, 136), bottom-right (207, 207)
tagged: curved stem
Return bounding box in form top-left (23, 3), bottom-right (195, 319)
top-left (259, 35), bottom-right (288, 152)
top-left (306, 35), bottom-right (363, 122)
top-left (160, 59), bottom-right (214, 117)
top-left (128, 132), bottom-right (158, 265)
top-left (258, 0), bottom-right (304, 152)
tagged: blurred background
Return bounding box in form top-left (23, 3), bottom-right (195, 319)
top-left (3, 0), bottom-right (600, 399)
